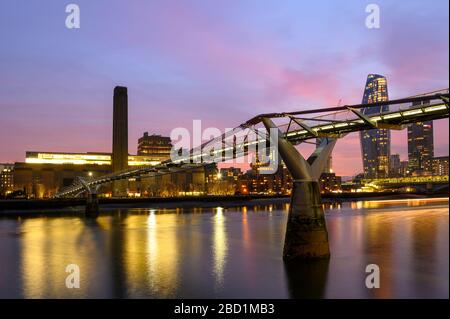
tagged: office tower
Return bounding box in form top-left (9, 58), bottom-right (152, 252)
top-left (407, 102), bottom-right (434, 175)
top-left (359, 74), bottom-right (390, 178)
top-left (389, 154), bottom-right (401, 177)
top-left (400, 160), bottom-right (409, 177)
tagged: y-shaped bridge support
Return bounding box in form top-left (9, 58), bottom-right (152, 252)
top-left (262, 118), bottom-right (337, 260)
top-left (78, 177), bottom-right (100, 218)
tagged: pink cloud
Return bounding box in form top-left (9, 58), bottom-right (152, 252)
top-left (122, 1), bottom-right (352, 110)
top-left (1, 1), bottom-right (447, 175)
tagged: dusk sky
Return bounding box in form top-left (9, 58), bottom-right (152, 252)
top-left (0, 0), bottom-right (448, 176)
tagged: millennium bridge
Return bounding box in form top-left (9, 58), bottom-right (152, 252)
top-left (55, 88), bottom-right (449, 260)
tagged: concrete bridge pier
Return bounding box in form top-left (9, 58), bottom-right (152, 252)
top-left (77, 177), bottom-right (100, 218)
top-left (285, 179), bottom-right (329, 259)
top-left (85, 192), bottom-right (99, 218)
top-left (261, 117), bottom-right (337, 260)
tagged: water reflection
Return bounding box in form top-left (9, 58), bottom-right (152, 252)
top-left (241, 207), bottom-right (250, 250)
top-left (20, 217), bottom-right (111, 298)
top-left (284, 259), bottom-right (329, 298)
top-left (365, 212), bottom-right (395, 298)
top-left (325, 201), bottom-right (449, 298)
top-left (123, 211), bottom-right (180, 298)
top-left (212, 207), bottom-right (227, 290)
top-left (1, 199), bottom-right (447, 298)
top-left (351, 197), bottom-right (449, 210)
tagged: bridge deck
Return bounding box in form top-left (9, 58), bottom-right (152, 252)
top-left (55, 90), bottom-right (449, 198)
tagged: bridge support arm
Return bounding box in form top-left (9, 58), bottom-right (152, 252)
top-left (261, 117), bottom-right (333, 260)
top-left (308, 137), bottom-right (337, 180)
top-left (261, 117), bottom-right (313, 181)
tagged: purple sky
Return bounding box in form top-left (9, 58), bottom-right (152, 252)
top-left (0, 0), bottom-right (448, 176)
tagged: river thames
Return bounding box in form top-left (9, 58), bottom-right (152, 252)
top-left (0, 198), bottom-right (448, 299)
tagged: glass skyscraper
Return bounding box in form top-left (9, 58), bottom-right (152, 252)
top-left (407, 101), bottom-right (434, 175)
top-left (360, 74), bottom-right (390, 178)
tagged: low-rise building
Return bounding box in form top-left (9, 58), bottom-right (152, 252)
top-left (319, 172), bottom-right (342, 193)
top-left (14, 151), bottom-right (161, 198)
top-left (0, 163), bottom-right (14, 197)
top-left (431, 156), bottom-right (449, 176)
top-left (137, 132), bottom-right (172, 161)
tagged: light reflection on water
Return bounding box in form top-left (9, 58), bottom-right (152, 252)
top-left (212, 207), bottom-right (227, 290)
top-left (0, 199), bottom-right (447, 298)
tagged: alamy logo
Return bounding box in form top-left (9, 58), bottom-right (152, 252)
top-left (365, 4), bottom-right (380, 29)
top-left (65, 4), bottom-right (80, 29)
top-left (65, 264), bottom-right (80, 289)
top-left (170, 120), bottom-right (279, 174)
top-left (365, 264), bottom-right (380, 289)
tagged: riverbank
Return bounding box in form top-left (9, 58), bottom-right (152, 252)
top-left (0, 192), bottom-right (447, 217)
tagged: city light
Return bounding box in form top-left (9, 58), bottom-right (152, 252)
top-left (25, 152), bottom-right (161, 166)
top-left (0, 0), bottom-right (448, 304)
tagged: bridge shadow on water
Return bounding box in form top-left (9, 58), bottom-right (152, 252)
top-left (284, 259), bottom-right (330, 299)
top-left (80, 214), bottom-right (128, 298)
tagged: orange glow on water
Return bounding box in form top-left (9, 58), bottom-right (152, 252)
top-left (368, 197), bottom-right (448, 204)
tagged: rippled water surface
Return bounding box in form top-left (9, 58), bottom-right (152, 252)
top-left (0, 198), bottom-right (448, 298)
